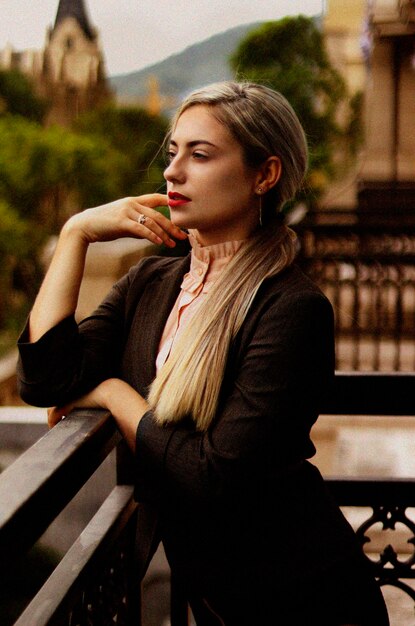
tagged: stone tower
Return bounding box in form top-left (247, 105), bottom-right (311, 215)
top-left (41, 0), bottom-right (111, 125)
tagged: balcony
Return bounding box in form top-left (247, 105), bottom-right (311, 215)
top-left (296, 209), bottom-right (415, 371)
top-left (0, 372), bottom-right (414, 624)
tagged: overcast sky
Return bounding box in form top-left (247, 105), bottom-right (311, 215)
top-left (1, 0), bottom-right (325, 76)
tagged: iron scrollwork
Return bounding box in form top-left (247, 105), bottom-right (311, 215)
top-left (356, 505), bottom-right (415, 601)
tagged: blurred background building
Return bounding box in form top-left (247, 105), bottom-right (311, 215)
top-left (0, 0), bottom-right (111, 125)
top-left (323, 0), bottom-right (415, 210)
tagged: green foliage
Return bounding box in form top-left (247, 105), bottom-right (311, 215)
top-left (0, 100), bottom-right (169, 338)
top-left (230, 16), bottom-right (357, 205)
top-left (0, 115), bottom-right (127, 230)
top-left (74, 105), bottom-right (168, 197)
top-left (0, 69), bottom-right (47, 123)
top-left (0, 115), bottom-right (127, 334)
top-left (0, 200), bottom-right (35, 351)
top-left (0, 199), bottom-right (31, 333)
top-left (0, 199), bottom-right (28, 256)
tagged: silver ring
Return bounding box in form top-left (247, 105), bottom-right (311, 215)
top-left (138, 214), bottom-right (147, 225)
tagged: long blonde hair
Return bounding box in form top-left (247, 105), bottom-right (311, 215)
top-left (148, 82), bottom-right (308, 430)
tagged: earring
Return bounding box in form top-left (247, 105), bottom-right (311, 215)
top-left (257, 187), bottom-right (263, 227)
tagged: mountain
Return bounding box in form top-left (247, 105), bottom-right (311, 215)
top-left (109, 22), bottom-right (262, 109)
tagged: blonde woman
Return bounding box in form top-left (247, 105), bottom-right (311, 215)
top-left (18, 82), bottom-right (389, 625)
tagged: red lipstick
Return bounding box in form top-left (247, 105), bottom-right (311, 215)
top-left (168, 191), bottom-right (191, 208)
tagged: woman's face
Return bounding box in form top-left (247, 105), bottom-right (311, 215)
top-left (164, 105), bottom-right (260, 246)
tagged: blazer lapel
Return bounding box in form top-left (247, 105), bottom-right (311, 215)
top-left (123, 255), bottom-right (190, 393)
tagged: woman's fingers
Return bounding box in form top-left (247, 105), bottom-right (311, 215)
top-left (71, 194), bottom-right (187, 247)
top-left (131, 195), bottom-right (188, 247)
top-left (48, 405), bottom-right (69, 428)
top-left (131, 209), bottom-right (183, 248)
top-left (47, 391), bottom-right (98, 428)
top-left (46, 383), bottom-right (110, 429)
top-left (132, 193), bottom-right (169, 209)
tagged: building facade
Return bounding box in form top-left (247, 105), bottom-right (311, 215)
top-left (322, 0), bottom-right (415, 209)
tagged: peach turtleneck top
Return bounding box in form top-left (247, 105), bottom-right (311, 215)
top-left (156, 231), bottom-right (244, 371)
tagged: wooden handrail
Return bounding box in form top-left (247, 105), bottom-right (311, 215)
top-left (0, 409), bottom-right (120, 563)
top-left (14, 485), bottom-right (138, 626)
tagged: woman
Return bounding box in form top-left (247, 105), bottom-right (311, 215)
top-left (17, 82), bottom-right (389, 625)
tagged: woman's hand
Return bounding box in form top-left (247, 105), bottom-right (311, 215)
top-left (48, 378), bottom-right (149, 451)
top-left (29, 193), bottom-right (187, 342)
top-left (65, 194), bottom-right (187, 249)
top-left (47, 385), bottom-right (108, 428)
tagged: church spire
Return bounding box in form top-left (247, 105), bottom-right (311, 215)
top-left (53, 0), bottom-right (95, 40)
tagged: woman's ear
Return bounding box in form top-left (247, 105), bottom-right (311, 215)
top-left (255, 156), bottom-right (282, 193)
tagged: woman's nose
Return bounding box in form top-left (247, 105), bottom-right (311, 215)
top-left (164, 157), bottom-right (185, 183)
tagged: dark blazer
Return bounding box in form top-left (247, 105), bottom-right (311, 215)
top-left (17, 255), bottom-right (382, 622)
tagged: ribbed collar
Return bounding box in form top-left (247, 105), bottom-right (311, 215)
top-left (181, 230), bottom-right (244, 294)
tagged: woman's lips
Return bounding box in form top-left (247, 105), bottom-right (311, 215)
top-left (168, 192), bottom-right (191, 208)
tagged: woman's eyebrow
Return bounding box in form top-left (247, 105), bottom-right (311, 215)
top-left (169, 139), bottom-right (217, 148)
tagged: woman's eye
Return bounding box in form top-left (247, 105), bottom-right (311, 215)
top-left (166, 151), bottom-right (176, 163)
top-left (192, 152), bottom-right (207, 160)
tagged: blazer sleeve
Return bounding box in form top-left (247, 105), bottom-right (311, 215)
top-left (134, 287), bottom-right (335, 508)
top-left (17, 272), bottom-right (131, 407)
top-left (17, 255), bottom-right (186, 407)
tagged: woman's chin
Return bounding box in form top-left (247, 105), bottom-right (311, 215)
top-left (170, 215), bottom-right (193, 231)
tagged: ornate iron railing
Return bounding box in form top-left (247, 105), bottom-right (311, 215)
top-left (323, 372), bottom-right (415, 612)
top-left (295, 211), bottom-right (415, 371)
top-left (1, 373), bottom-right (414, 624)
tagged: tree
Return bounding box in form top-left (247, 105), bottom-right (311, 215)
top-left (0, 200), bottom-right (29, 333)
top-left (74, 105), bottom-right (168, 198)
top-left (0, 115), bottom-right (128, 344)
top-left (0, 115), bottom-right (127, 230)
top-left (0, 69), bottom-right (47, 123)
top-left (231, 16), bottom-right (361, 207)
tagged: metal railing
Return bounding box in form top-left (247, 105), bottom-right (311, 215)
top-left (323, 372), bottom-right (415, 606)
top-left (1, 374), bottom-right (414, 624)
top-left (0, 409), bottom-right (140, 625)
top-left (296, 211), bottom-right (415, 371)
